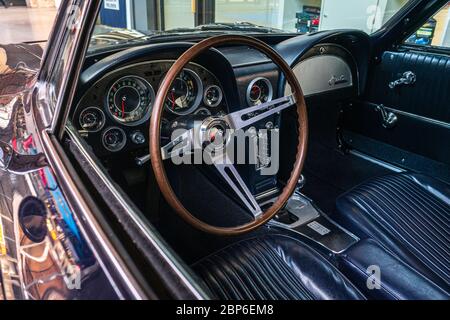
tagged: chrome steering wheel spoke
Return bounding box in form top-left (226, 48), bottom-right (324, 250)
top-left (211, 154), bottom-right (262, 219)
top-left (161, 128), bottom-right (194, 160)
top-left (223, 94), bottom-right (296, 130)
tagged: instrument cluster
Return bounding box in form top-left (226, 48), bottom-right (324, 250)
top-left (74, 59), bottom-right (275, 157)
top-left (74, 61), bottom-right (227, 155)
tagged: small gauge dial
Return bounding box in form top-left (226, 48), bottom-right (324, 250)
top-left (165, 69), bottom-right (203, 115)
top-left (79, 107), bottom-right (105, 132)
top-left (246, 77), bottom-right (273, 106)
top-left (194, 107), bottom-right (212, 117)
top-left (102, 127), bottom-right (126, 152)
top-left (107, 76), bottom-right (155, 125)
top-left (203, 85), bottom-right (223, 108)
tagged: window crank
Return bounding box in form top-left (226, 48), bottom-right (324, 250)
top-left (389, 71), bottom-right (416, 89)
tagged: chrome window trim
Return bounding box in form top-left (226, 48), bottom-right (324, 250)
top-left (65, 125), bottom-right (208, 300)
top-left (50, 0), bottom-right (101, 138)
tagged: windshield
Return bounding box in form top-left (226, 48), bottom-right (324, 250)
top-left (90, 0), bottom-right (411, 51)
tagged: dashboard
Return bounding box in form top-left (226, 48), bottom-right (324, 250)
top-left (73, 31), bottom-right (368, 165)
top-left (74, 59), bottom-right (276, 157)
top-left (74, 61), bottom-right (236, 156)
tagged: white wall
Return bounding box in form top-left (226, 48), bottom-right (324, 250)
top-left (164, 0), bottom-right (195, 30)
top-left (383, 0), bottom-right (409, 23)
top-left (319, 0), bottom-right (409, 34)
top-left (215, 0), bottom-right (282, 29)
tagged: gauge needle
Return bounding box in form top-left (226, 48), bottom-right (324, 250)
top-left (121, 99), bottom-right (125, 118)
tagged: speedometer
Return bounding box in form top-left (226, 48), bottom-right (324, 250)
top-left (107, 76), bottom-right (155, 125)
top-left (164, 69), bottom-right (203, 115)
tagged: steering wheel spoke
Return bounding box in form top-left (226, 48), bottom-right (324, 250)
top-left (212, 155), bottom-right (262, 219)
top-left (224, 94), bottom-right (296, 130)
top-left (161, 128), bottom-right (194, 160)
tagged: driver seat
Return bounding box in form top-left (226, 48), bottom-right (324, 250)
top-left (193, 234), bottom-right (364, 300)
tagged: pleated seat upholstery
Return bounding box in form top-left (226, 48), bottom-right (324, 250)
top-left (193, 234), bottom-right (364, 300)
top-left (335, 173), bottom-right (450, 293)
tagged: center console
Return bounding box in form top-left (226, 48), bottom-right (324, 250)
top-left (266, 190), bottom-right (358, 253)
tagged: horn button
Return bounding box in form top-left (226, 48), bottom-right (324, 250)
top-left (200, 117), bottom-right (231, 152)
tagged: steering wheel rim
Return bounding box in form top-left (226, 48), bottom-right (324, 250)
top-left (150, 34), bottom-right (308, 235)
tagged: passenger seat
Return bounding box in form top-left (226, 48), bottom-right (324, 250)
top-left (335, 173), bottom-right (450, 297)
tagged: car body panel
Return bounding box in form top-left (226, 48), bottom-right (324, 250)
top-left (0, 44), bottom-right (118, 300)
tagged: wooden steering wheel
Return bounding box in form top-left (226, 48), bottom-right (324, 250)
top-left (149, 35), bottom-right (308, 235)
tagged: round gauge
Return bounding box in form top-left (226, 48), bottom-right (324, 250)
top-left (107, 76), bottom-right (155, 125)
top-left (194, 107), bottom-right (212, 117)
top-left (165, 69), bottom-right (203, 115)
top-left (246, 77), bottom-right (273, 106)
top-left (102, 127), bottom-right (127, 152)
top-left (79, 107), bottom-right (105, 132)
top-left (203, 85), bottom-right (223, 108)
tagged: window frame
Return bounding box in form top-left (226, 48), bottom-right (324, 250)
top-left (400, 1), bottom-right (450, 54)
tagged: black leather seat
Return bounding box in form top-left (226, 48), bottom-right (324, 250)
top-left (193, 234), bottom-right (364, 300)
top-left (335, 173), bottom-right (450, 295)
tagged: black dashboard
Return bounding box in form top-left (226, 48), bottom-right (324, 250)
top-left (72, 30), bottom-right (369, 177)
top-left (74, 60), bottom-right (229, 156)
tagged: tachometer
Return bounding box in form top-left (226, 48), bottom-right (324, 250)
top-left (165, 69), bottom-right (203, 115)
top-left (246, 77), bottom-right (273, 106)
top-left (107, 76), bottom-right (155, 125)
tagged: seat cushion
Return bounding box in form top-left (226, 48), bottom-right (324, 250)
top-left (193, 234), bottom-right (364, 300)
top-left (335, 173), bottom-right (450, 293)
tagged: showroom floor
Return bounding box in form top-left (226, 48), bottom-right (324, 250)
top-left (0, 6), bottom-right (57, 44)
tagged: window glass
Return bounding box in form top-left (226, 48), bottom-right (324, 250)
top-left (89, 0), bottom-right (412, 52)
top-left (48, 2), bottom-right (82, 106)
top-left (405, 1), bottom-right (450, 48)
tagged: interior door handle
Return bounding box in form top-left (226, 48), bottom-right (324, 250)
top-left (389, 71), bottom-right (416, 89)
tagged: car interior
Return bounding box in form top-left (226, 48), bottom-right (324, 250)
top-left (61, 0), bottom-right (450, 300)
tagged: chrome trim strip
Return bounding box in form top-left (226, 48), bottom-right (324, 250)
top-left (50, 0), bottom-right (94, 133)
top-left (255, 187), bottom-right (279, 201)
top-left (385, 105), bottom-right (450, 130)
top-left (40, 129), bottom-right (144, 300)
top-left (66, 125), bottom-right (207, 300)
top-left (349, 150), bottom-right (405, 173)
top-left (361, 101), bottom-right (450, 130)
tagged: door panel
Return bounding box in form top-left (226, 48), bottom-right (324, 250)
top-left (342, 50), bottom-right (450, 182)
top-left (367, 51), bottom-right (450, 122)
